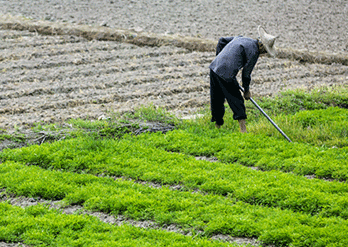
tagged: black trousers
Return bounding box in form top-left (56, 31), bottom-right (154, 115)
top-left (210, 69), bottom-right (246, 125)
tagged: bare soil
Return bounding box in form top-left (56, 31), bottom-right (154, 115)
top-left (0, 28), bottom-right (347, 131)
top-left (0, 0), bottom-right (347, 132)
top-left (1, 0), bottom-right (347, 54)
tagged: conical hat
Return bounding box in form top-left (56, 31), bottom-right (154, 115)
top-left (258, 26), bottom-right (277, 57)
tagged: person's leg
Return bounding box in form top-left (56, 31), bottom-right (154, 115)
top-left (218, 78), bottom-right (248, 132)
top-left (210, 70), bottom-right (226, 127)
top-left (238, 119), bottom-right (247, 133)
top-left (218, 78), bottom-right (246, 120)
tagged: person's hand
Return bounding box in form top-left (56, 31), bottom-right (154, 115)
top-left (244, 90), bottom-right (251, 100)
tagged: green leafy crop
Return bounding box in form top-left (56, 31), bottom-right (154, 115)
top-left (1, 162), bottom-right (348, 246)
top-left (1, 85), bottom-right (348, 246)
top-left (1, 202), bottom-right (236, 247)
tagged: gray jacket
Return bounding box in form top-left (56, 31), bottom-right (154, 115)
top-left (209, 36), bottom-right (259, 92)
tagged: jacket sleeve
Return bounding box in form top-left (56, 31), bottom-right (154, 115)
top-left (216, 37), bottom-right (234, 55)
top-left (241, 51), bottom-right (259, 92)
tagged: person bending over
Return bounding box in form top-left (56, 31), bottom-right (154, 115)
top-left (209, 26), bottom-right (278, 132)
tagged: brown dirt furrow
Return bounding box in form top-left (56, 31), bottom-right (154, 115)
top-left (0, 82), bottom-right (209, 115)
top-left (255, 59), bottom-right (297, 71)
top-left (0, 28), bottom-right (347, 130)
top-left (0, 67), bottom-right (208, 97)
top-left (253, 67), bottom-right (347, 85)
top-left (1, 14), bottom-right (348, 66)
top-left (0, 41), bottom-right (95, 62)
top-left (0, 91), bottom-right (210, 129)
top-left (0, 52), bottom-right (123, 71)
top-left (0, 47), bottom-right (205, 71)
top-left (251, 76), bottom-right (347, 97)
top-left (0, 29), bottom-right (34, 40)
top-left (0, 50), bottom-right (207, 85)
top-left (0, 42), bottom-right (192, 73)
top-left (0, 42), bottom-right (191, 66)
top-left (280, 74), bottom-right (348, 90)
top-left (0, 45), bottom-right (97, 63)
top-left (0, 56), bottom-right (208, 87)
top-left (1, 0), bottom-right (348, 54)
top-left (0, 30), bottom-right (85, 50)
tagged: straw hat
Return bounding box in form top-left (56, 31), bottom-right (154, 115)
top-left (258, 26), bottom-right (278, 57)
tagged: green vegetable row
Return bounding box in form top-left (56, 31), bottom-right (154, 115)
top-left (2, 135), bottom-right (348, 219)
top-left (0, 202), bottom-right (237, 247)
top-left (1, 161), bottom-right (348, 246)
top-left (138, 126), bottom-right (348, 180)
top-left (250, 107), bottom-right (348, 147)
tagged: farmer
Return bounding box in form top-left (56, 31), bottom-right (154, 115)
top-left (209, 26), bottom-right (278, 132)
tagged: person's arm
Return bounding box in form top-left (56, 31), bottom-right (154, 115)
top-left (241, 51), bottom-right (259, 93)
top-left (216, 37), bottom-right (234, 55)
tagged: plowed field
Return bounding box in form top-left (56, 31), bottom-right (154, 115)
top-left (1, 0), bottom-right (348, 53)
top-left (1, 28), bottom-right (347, 130)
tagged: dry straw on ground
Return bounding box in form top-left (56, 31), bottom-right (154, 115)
top-left (1, 14), bottom-right (347, 66)
top-left (0, 15), bottom-right (215, 52)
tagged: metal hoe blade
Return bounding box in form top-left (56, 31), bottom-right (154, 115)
top-left (239, 85), bottom-right (292, 142)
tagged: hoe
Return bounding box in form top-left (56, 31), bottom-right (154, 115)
top-left (239, 85), bottom-right (292, 142)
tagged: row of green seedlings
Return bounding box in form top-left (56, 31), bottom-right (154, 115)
top-left (1, 161), bottom-right (348, 246)
top-left (154, 128), bottom-right (348, 180)
top-left (195, 105), bottom-right (348, 147)
top-left (247, 106), bottom-right (348, 147)
top-left (201, 85), bottom-right (348, 147)
top-left (1, 202), bottom-right (237, 247)
top-left (149, 108), bottom-right (348, 181)
top-left (2, 122), bottom-right (348, 219)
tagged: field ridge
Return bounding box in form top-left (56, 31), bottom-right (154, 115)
top-left (1, 14), bottom-right (348, 66)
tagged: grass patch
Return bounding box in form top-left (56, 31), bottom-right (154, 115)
top-left (189, 85), bottom-right (348, 147)
top-left (0, 129), bottom-right (26, 143)
top-left (66, 104), bottom-right (179, 139)
top-left (118, 103), bottom-right (180, 125)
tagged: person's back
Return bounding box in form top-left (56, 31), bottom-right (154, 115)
top-left (208, 26), bottom-right (278, 132)
top-left (209, 36), bottom-right (259, 89)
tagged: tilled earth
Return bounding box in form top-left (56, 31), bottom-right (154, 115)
top-left (0, 29), bottom-right (211, 129)
top-left (1, 29), bottom-right (347, 130)
top-left (1, 0), bottom-right (348, 53)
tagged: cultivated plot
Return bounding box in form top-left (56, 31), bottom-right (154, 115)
top-left (1, 29), bottom-right (347, 130)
